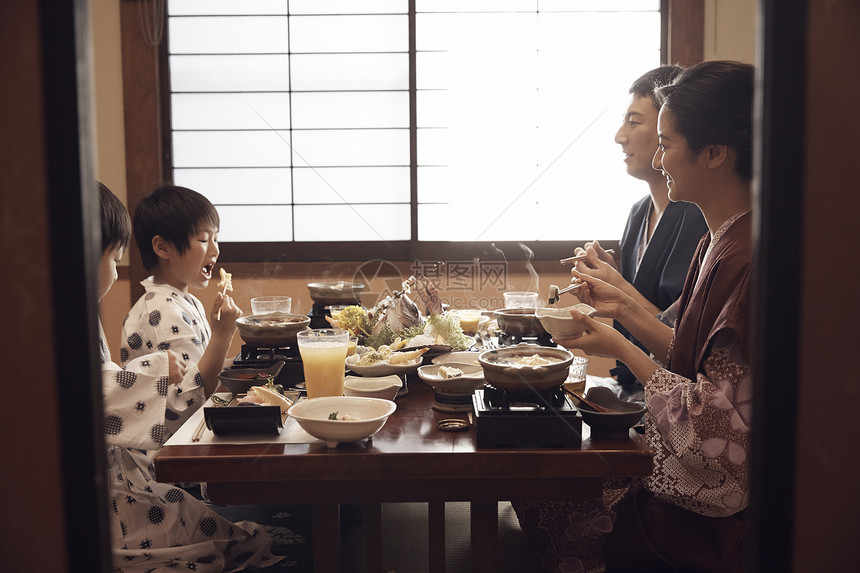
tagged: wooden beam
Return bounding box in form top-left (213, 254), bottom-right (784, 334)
top-left (120, 0), bottom-right (164, 302)
top-left (667, 0), bottom-right (705, 65)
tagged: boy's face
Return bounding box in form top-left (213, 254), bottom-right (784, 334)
top-left (99, 245), bottom-right (124, 301)
top-left (155, 225), bottom-right (220, 291)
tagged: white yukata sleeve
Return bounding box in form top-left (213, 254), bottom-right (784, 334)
top-left (102, 352), bottom-right (172, 450)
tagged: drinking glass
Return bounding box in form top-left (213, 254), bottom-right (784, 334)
top-left (503, 291), bottom-right (539, 309)
top-left (563, 355), bottom-right (590, 395)
top-left (297, 329), bottom-right (349, 398)
top-left (328, 305), bottom-right (349, 321)
top-left (454, 309), bottom-right (482, 335)
top-left (251, 296), bottom-right (292, 314)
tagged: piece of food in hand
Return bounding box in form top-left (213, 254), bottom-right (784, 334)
top-left (439, 365), bottom-right (464, 378)
top-left (218, 268), bottom-right (233, 293)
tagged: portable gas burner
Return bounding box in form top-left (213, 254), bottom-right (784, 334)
top-left (230, 344), bottom-right (305, 389)
top-left (472, 385), bottom-right (582, 448)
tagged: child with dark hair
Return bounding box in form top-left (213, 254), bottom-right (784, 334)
top-left (98, 182), bottom-right (281, 571)
top-left (122, 184), bottom-right (241, 403)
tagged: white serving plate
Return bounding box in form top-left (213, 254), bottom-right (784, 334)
top-left (345, 354), bottom-right (424, 377)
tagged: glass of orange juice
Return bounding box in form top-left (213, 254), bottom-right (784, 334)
top-left (296, 329), bottom-right (350, 398)
top-left (455, 309), bottom-right (482, 335)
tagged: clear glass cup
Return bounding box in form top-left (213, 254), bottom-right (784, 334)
top-left (296, 329), bottom-right (350, 398)
top-left (563, 355), bottom-right (590, 395)
top-left (328, 305), bottom-right (349, 321)
top-left (454, 309), bottom-right (482, 335)
top-left (347, 336), bottom-right (359, 356)
top-left (251, 296), bottom-right (292, 315)
top-left (503, 291), bottom-right (539, 309)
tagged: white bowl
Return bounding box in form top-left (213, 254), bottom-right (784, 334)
top-left (345, 353), bottom-right (424, 377)
top-left (535, 304), bottom-right (597, 340)
top-left (288, 396), bottom-right (397, 448)
top-left (418, 363), bottom-right (485, 394)
top-left (343, 375), bottom-right (402, 401)
top-left (432, 351), bottom-right (482, 365)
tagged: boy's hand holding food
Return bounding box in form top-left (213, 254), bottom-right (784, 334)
top-left (166, 350), bottom-right (187, 385)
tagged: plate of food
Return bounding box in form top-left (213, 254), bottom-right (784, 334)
top-left (401, 335), bottom-right (476, 358)
top-left (203, 387), bottom-right (300, 436)
top-left (345, 346), bottom-right (429, 377)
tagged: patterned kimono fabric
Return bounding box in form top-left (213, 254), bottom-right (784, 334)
top-left (604, 211), bottom-right (753, 572)
top-left (514, 212), bottom-right (752, 573)
top-left (104, 278), bottom-right (281, 572)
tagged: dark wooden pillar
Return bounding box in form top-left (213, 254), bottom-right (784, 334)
top-left (120, 0), bottom-right (166, 301)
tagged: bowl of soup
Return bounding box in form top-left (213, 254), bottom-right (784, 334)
top-left (477, 343), bottom-right (573, 393)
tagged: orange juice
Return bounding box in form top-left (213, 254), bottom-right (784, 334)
top-left (299, 342), bottom-right (348, 398)
top-left (297, 329), bottom-right (350, 398)
top-left (457, 311), bottom-right (481, 335)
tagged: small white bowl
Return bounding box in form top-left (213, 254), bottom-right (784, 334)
top-left (343, 375), bottom-right (401, 401)
top-left (535, 304), bottom-right (597, 340)
top-left (288, 396), bottom-right (397, 448)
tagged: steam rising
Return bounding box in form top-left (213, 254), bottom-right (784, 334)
top-left (519, 243), bottom-right (540, 294)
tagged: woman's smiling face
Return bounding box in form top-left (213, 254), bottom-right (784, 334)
top-left (653, 107), bottom-right (705, 204)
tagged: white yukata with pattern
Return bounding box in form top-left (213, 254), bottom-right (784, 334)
top-left (103, 277), bottom-right (280, 572)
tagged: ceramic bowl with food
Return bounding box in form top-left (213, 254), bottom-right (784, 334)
top-left (288, 396), bottom-right (397, 448)
top-left (343, 375), bottom-right (402, 401)
top-left (478, 343), bottom-right (574, 393)
top-left (417, 363), bottom-right (485, 394)
top-left (218, 360), bottom-right (286, 395)
top-left (574, 386), bottom-right (646, 439)
top-left (236, 313), bottom-right (311, 347)
top-left (535, 303), bottom-right (597, 340)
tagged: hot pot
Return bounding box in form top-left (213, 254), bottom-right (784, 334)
top-left (307, 281), bottom-right (365, 305)
top-left (236, 312), bottom-right (311, 347)
top-left (478, 343), bottom-right (573, 393)
top-left (493, 307), bottom-right (548, 337)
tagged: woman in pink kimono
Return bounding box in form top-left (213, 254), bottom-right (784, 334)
top-left (516, 61), bottom-right (755, 572)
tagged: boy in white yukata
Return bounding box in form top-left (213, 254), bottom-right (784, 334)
top-left (99, 182), bottom-right (281, 571)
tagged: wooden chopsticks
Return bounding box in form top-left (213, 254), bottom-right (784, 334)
top-left (559, 249), bottom-right (615, 265)
top-left (191, 417), bottom-right (207, 442)
top-left (557, 282), bottom-right (584, 296)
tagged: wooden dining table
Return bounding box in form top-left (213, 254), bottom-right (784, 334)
top-left (154, 377), bottom-right (653, 573)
